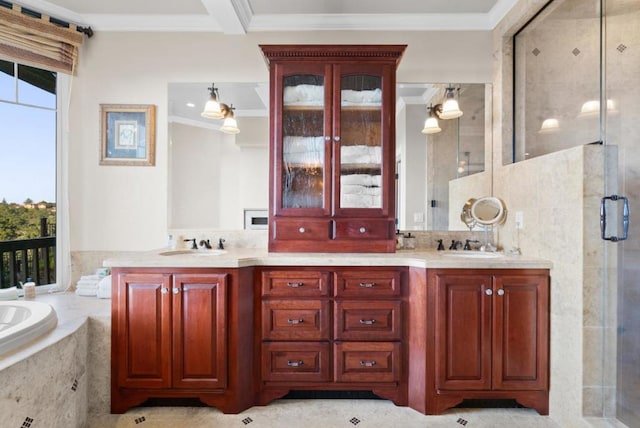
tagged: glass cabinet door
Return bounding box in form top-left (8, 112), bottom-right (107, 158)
top-left (334, 66), bottom-right (388, 213)
top-left (279, 68), bottom-right (330, 214)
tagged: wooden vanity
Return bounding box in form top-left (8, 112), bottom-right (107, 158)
top-left (108, 252), bottom-right (550, 416)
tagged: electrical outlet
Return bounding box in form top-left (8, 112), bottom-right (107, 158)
top-left (515, 211), bottom-right (524, 229)
top-left (413, 212), bottom-right (424, 223)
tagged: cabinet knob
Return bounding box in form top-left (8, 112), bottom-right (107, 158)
top-left (497, 289), bottom-right (505, 296)
top-left (359, 227), bottom-right (366, 233)
top-left (359, 360), bottom-right (377, 367)
top-left (299, 227), bottom-right (305, 233)
top-left (334, 136), bottom-right (340, 142)
top-left (485, 289), bottom-right (493, 296)
top-left (172, 287), bottom-right (180, 294)
top-left (324, 136), bottom-right (331, 142)
top-left (161, 287), bottom-right (169, 294)
top-left (287, 360), bottom-right (304, 367)
top-left (287, 318), bottom-right (304, 325)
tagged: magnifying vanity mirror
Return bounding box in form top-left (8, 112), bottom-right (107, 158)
top-left (471, 196), bottom-right (507, 226)
top-left (168, 82), bottom-right (492, 232)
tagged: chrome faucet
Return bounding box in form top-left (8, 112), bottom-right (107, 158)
top-left (199, 239), bottom-right (212, 249)
top-left (464, 239), bottom-right (480, 250)
top-left (184, 238), bottom-right (197, 250)
top-left (218, 238), bottom-right (225, 250)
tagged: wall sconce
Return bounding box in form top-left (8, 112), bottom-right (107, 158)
top-left (421, 104), bottom-right (442, 134)
top-left (578, 99), bottom-right (616, 117)
top-left (220, 104), bottom-right (240, 134)
top-left (421, 86), bottom-right (463, 134)
top-left (539, 118), bottom-right (560, 133)
top-left (201, 82), bottom-right (240, 134)
top-left (438, 86), bottom-right (464, 120)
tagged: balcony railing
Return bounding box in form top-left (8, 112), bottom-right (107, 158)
top-left (0, 237), bottom-right (56, 288)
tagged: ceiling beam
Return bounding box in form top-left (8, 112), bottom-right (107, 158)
top-left (200, 0), bottom-right (251, 34)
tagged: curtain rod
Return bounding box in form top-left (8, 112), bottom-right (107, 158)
top-left (0, 0), bottom-right (93, 37)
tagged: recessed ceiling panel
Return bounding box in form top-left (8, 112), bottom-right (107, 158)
top-left (248, 0), bottom-right (498, 15)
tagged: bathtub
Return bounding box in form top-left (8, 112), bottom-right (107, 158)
top-left (0, 300), bottom-right (58, 355)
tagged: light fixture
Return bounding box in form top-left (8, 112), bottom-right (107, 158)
top-left (201, 82), bottom-right (240, 134)
top-left (438, 86), bottom-right (463, 120)
top-left (220, 104), bottom-right (240, 134)
top-left (201, 83), bottom-right (224, 119)
top-left (578, 99), bottom-right (616, 117)
top-left (421, 104), bottom-right (442, 134)
top-left (539, 118), bottom-right (560, 133)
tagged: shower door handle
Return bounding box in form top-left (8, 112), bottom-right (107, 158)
top-left (600, 195), bottom-right (629, 242)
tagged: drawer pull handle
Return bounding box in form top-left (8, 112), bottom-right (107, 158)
top-left (287, 360), bottom-right (304, 367)
top-left (359, 319), bottom-right (377, 325)
top-left (359, 282), bottom-right (376, 288)
top-left (287, 318), bottom-right (304, 325)
top-left (359, 360), bottom-right (377, 367)
top-left (287, 282), bottom-right (304, 288)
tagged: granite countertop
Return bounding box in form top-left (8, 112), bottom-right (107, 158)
top-left (103, 248), bottom-right (552, 270)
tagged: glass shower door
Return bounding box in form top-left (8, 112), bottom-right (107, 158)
top-left (604, 1), bottom-right (640, 425)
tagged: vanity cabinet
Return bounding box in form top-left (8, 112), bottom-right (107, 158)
top-left (111, 267), bottom-right (254, 414)
top-left (422, 269), bottom-right (550, 415)
top-left (257, 266), bottom-right (407, 405)
top-left (260, 45), bottom-right (406, 253)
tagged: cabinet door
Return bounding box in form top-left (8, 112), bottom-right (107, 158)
top-left (114, 272), bottom-right (172, 389)
top-left (333, 63), bottom-right (393, 217)
top-left (492, 274), bottom-right (549, 390)
top-left (172, 273), bottom-right (227, 389)
top-left (273, 62), bottom-right (332, 216)
top-left (434, 272), bottom-right (493, 391)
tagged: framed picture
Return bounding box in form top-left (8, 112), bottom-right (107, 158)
top-left (100, 104), bottom-right (156, 166)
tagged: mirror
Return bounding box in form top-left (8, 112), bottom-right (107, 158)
top-left (395, 83), bottom-right (492, 231)
top-left (168, 82), bottom-right (492, 231)
top-left (471, 196), bottom-right (507, 226)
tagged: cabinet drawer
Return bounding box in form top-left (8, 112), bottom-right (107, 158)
top-left (333, 219), bottom-right (392, 240)
top-left (335, 301), bottom-right (402, 341)
top-left (334, 342), bottom-right (401, 383)
top-left (273, 218), bottom-right (330, 241)
top-left (334, 269), bottom-right (401, 297)
top-left (262, 342), bottom-right (331, 382)
top-left (262, 300), bottom-right (330, 341)
top-left (262, 270), bottom-right (330, 297)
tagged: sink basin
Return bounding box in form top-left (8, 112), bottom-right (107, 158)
top-left (442, 251), bottom-right (504, 259)
top-left (159, 249), bottom-right (227, 256)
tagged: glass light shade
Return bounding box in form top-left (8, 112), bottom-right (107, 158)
top-left (439, 98), bottom-right (463, 119)
top-left (201, 98), bottom-right (223, 119)
top-left (539, 118), bottom-right (560, 133)
top-left (579, 99), bottom-right (616, 117)
top-left (220, 117), bottom-right (240, 134)
top-left (421, 116), bottom-right (441, 134)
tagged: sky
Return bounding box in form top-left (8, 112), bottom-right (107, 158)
top-left (0, 71), bottom-right (56, 204)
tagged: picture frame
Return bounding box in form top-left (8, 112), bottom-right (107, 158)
top-left (100, 104), bottom-right (156, 166)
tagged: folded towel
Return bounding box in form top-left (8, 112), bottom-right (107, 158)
top-left (341, 145), bottom-right (382, 164)
top-left (283, 84), bottom-right (324, 105)
top-left (0, 287), bottom-right (19, 300)
top-left (75, 288), bottom-right (97, 297)
top-left (341, 184), bottom-right (381, 196)
top-left (341, 194), bottom-right (382, 209)
top-left (340, 174), bottom-right (382, 187)
top-left (283, 151), bottom-right (324, 165)
top-left (283, 136), bottom-right (325, 153)
top-left (79, 274), bottom-right (101, 281)
top-left (341, 88), bottom-right (382, 106)
top-left (97, 275), bottom-right (112, 299)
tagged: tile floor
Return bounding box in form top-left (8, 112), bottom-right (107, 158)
top-left (88, 399), bottom-right (563, 428)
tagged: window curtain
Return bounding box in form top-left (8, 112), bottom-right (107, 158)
top-left (0, 4), bottom-right (84, 75)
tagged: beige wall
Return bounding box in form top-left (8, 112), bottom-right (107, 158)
top-left (70, 31), bottom-right (492, 251)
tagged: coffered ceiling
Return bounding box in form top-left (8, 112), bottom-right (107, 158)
top-left (15, 0), bottom-right (518, 33)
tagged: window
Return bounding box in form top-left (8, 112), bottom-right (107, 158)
top-left (0, 59), bottom-right (57, 287)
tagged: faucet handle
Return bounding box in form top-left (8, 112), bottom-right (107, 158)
top-left (217, 238), bottom-right (225, 250)
top-left (436, 239), bottom-right (445, 251)
top-left (184, 238), bottom-right (197, 249)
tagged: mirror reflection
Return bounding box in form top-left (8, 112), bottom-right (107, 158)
top-left (168, 82), bottom-right (492, 231)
